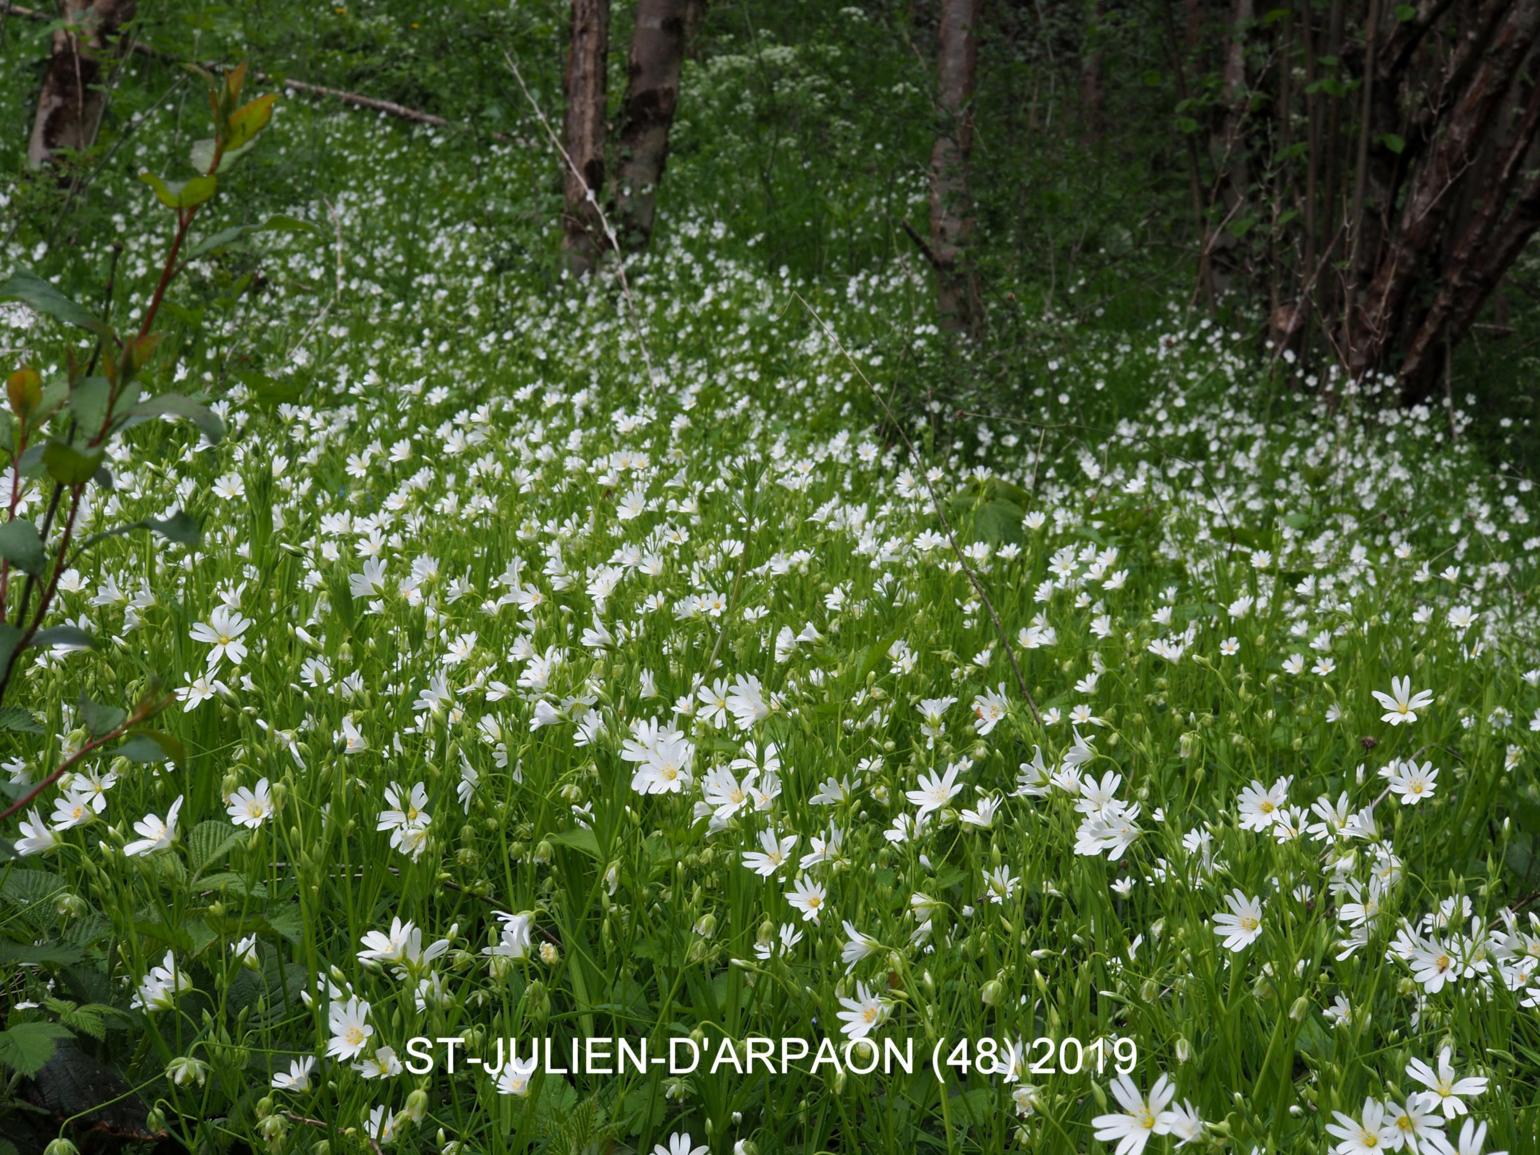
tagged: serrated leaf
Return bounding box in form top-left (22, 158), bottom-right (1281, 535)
top-left (0, 941), bottom-right (83, 965)
top-left (188, 819), bottom-right (245, 876)
top-left (0, 706), bottom-right (43, 733)
top-left (0, 518), bottom-right (46, 576)
top-left (44, 1000), bottom-right (106, 1041)
top-left (0, 270), bottom-right (110, 335)
top-left (0, 1021), bottom-right (71, 1076)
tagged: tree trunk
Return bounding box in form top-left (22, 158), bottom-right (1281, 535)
top-left (1205, 0), bottom-right (1253, 296)
top-left (27, 0), bottom-right (137, 170)
top-left (562, 0), bottom-right (611, 277)
top-left (1080, 0), bottom-right (1105, 146)
top-left (614, 0), bottom-right (688, 252)
top-left (927, 0), bottom-right (982, 335)
top-left (1345, 0), bottom-right (1540, 380)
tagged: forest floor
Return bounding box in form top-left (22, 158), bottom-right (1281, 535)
top-left (0, 55), bottom-right (1538, 1155)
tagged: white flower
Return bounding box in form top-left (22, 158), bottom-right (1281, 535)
top-left (906, 761), bottom-right (965, 818)
top-left (124, 795), bottom-right (184, 856)
top-left (1212, 890), bottom-right (1263, 952)
top-left (1387, 759), bottom-right (1438, 805)
top-left (1326, 1098), bottom-right (1398, 1155)
top-left (272, 1056), bottom-right (315, 1092)
top-left (1406, 1048), bottom-right (1488, 1119)
top-left (1092, 1073), bottom-right (1177, 1154)
top-left (651, 1134), bottom-right (707, 1155)
top-left (784, 875), bottom-right (827, 923)
top-left (325, 996), bottom-right (373, 1060)
top-left (13, 808), bottom-right (57, 856)
top-left (226, 778), bottom-right (273, 828)
top-left (189, 605), bottom-right (252, 669)
top-left (1371, 676), bottom-right (1434, 726)
top-left (494, 1054), bottom-right (538, 1096)
top-left (970, 685), bottom-right (1008, 735)
top-left (131, 950), bottom-right (192, 1011)
top-left (1237, 778), bottom-right (1288, 831)
top-left (840, 921), bottom-right (879, 970)
top-left (835, 981), bottom-right (887, 1040)
top-left (742, 828), bottom-right (798, 876)
top-left (484, 911), bottom-right (535, 960)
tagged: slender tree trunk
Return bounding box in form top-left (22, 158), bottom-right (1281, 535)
top-left (1205, 0), bottom-right (1253, 296)
top-left (562, 0), bottom-right (611, 277)
top-left (27, 0), bottom-right (137, 170)
top-left (1080, 0), bottom-right (1105, 146)
top-left (928, 0), bottom-right (982, 335)
top-left (614, 0), bottom-right (688, 252)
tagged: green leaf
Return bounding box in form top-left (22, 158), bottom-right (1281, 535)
top-left (42, 440), bottom-right (106, 485)
top-left (0, 518), bottom-right (46, 576)
top-left (30, 625), bottom-right (93, 650)
top-left (118, 731), bottom-right (181, 765)
top-left (147, 510), bottom-right (201, 546)
top-left (68, 376), bottom-right (113, 437)
top-left (76, 509), bottom-right (202, 555)
top-left (0, 706), bottom-right (43, 733)
top-left (547, 826), bottom-right (602, 860)
top-left (139, 172), bottom-right (218, 210)
top-left (0, 1021), bottom-right (71, 1077)
top-left (0, 941), bottom-right (84, 966)
top-left (0, 270), bottom-right (110, 335)
top-left (184, 213), bottom-right (316, 261)
top-left (188, 820), bottom-right (245, 876)
top-left (1380, 132), bottom-right (1406, 155)
top-left (128, 394), bottom-right (224, 443)
top-left (226, 93), bottom-right (277, 149)
top-left (190, 135), bottom-right (257, 175)
top-left (43, 999), bottom-right (108, 1041)
top-left (0, 623), bottom-right (21, 677)
top-left (79, 698), bottom-right (126, 738)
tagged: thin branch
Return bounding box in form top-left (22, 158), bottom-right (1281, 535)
top-left (0, 1), bottom-right (511, 142)
top-left (502, 48), bottom-right (659, 394)
top-left (0, 696), bottom-right (168, 822)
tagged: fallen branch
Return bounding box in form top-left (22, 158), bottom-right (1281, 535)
top-left (0, 1), bottom-right (511, 142)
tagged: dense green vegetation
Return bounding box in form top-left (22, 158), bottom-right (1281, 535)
top-left (0, 3), bottom-right (1537, 1155)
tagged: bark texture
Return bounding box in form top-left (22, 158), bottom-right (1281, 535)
top-left (1199, 0), bottom-right (1540, 400)
top-left (615, 0), bottom-right (688, 252)
top-left (27, 0), bottom-right (137, 170)
top-left (927, 0), bottom-right (982, 335)
top-left (562, 0), bottom-right (611, 276)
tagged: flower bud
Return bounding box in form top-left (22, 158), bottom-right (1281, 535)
top-left (404, 1088), bottom-right (429, 1122)
top-left (167, 1056), bottom-right (209, 1086)
top-left (7, 367), bottom-right (41, 421)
